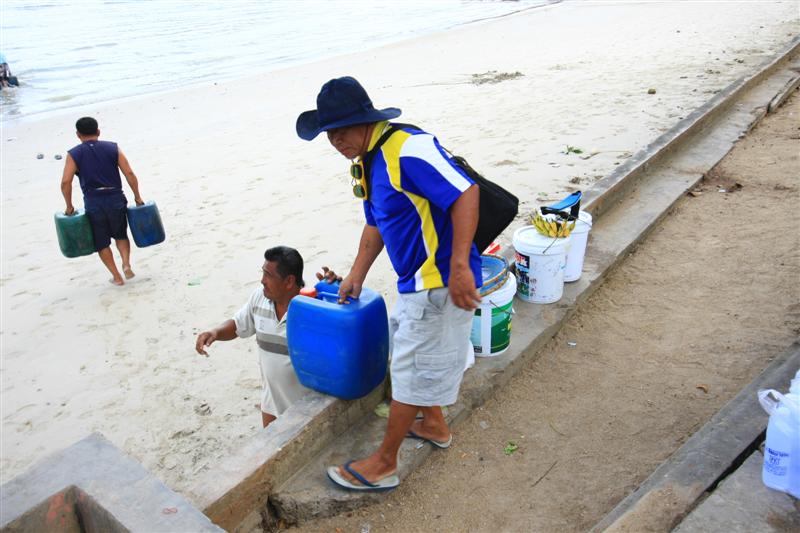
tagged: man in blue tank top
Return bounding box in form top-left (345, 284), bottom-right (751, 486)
top-left (297, 77), bottom-right (482, 491)
top-left (60, 117), bottom-right (145, 285)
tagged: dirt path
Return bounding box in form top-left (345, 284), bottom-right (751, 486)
top-left (290, 92), bottom-right (800, 533)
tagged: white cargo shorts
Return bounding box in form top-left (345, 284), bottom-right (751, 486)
top-left (389, 287), bottom-right (473, 407)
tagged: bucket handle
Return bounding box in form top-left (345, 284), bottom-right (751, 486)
top-left (488, 300), bottom-right (514, 318)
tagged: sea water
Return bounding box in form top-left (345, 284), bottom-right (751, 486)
top-left (0, 0), bottom-right (555, 121)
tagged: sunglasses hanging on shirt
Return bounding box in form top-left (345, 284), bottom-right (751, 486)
top-left (350, 159), bottom-right (367, 200)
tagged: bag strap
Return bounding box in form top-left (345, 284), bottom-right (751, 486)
top-left (362, 124), bottom-right (399, 180)
top-left (361, 122), bottom-right (423, 179)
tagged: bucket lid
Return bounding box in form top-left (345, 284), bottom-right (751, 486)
top-left (479, 254), bottom-right (509, 296)
top-left (513, 226), bottom-right (569, 255)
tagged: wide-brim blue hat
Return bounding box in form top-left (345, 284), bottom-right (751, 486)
top-left (296, 76), bottom-right (401, 141)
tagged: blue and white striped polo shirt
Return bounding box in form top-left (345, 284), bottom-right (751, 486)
top-left (362, 122), bottom-right (482, 294)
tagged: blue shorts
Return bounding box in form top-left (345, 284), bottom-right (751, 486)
top-left (84, 194), bottom-right (128, 251)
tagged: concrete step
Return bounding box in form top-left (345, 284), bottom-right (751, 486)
top-left (269, 41), bottom-right (800, 525)
top-left (0, 433), bottom-right (223, 532)
top-left (673, 450), bottom-right (800, 533)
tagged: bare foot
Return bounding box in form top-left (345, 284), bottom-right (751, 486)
top-left (122, 265), bottom-right (135, 279)
top-left (110, 278), bottom-right (124, 286)
top-left (408, 419), bottom-right (451, 443)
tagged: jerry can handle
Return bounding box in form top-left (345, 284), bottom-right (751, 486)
top-left (314, 280), bottom-right (358, 304)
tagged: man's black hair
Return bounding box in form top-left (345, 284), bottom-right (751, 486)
top-left (76, 117), bottom-right (99, 135)
top-left (264, 246), bottom-right (305, 288)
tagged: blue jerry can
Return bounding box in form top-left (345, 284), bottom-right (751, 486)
top-left (287, 281), bottom-right (389, 400)
top-left (127, 201), bottom-right (165, 247)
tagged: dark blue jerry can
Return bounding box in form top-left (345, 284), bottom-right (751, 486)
top-left (287, 281), bottom-right (389, 400)
top-left (127, 201), bottom-right (165, 247)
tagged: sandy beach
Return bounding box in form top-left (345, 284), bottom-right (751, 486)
top-left (1, 0), bottom-right (798, 495)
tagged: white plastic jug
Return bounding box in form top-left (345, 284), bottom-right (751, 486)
top-left (758, 389), bottom-right (800, 494)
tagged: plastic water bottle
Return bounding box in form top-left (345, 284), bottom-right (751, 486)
top-left (759, 388), bottom-right (800, 494)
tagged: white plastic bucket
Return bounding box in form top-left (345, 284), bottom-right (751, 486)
top-left (564, 211), bottom-right (593, 282)
top-left (471, 274), bottom-right (516, 356)
top-left (513, 226), bottom-right (569, 303)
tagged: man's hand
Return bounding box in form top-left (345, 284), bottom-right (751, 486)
top-left (195, 331), bottom-right (218, 356)
top-left (337, 274), bottom-right (363, 304)
top-left (134, 197), bottom-right (144, 206)
top-left (448, 264), bottom-right (481, 311)
top-left (315, 266), bottom-right (343, 284)
top-left (64, 205), bottom-right (75, 216)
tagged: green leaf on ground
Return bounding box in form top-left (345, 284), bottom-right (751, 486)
top-left (503, 441), bottom-right (519, 455)
top-left (562, 145), bottom-right (584, 155)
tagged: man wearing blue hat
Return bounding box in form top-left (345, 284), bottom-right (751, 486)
top-left (297, 76), bottom-right (482, 491)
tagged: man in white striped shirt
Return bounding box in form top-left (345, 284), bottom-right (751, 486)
top-left (195, 246), bottom-right (310, 428)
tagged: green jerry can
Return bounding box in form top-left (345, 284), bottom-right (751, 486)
top-left (54, 210), bottom-right (95, 258)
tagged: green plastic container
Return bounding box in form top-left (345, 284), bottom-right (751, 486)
top-left (54, 210), bottom-right (95, 258)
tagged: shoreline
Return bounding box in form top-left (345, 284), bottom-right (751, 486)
top-left (1, 0), bottom-right (798, 493)
top-left (0, 0), bottom-right (560, 125)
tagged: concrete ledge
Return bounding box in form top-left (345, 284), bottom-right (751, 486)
top-left (0, 433), bottom-right (222, 532)
top-left (185, 380), bottom-right (387, 531)
top-left (768, 73), bottom-right (800, 113)
top-left (591, 343), bottom-right (800, 533)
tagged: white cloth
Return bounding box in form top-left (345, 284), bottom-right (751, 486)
top-left (389, 288), bottom-right (473, 406)
top-left (233, 288), bottom-right (308, 416)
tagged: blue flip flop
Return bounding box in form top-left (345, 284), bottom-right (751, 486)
top-left (406, 430), bottom-right (453, 449)
top-left (326, 461), bottom-right (399, 491)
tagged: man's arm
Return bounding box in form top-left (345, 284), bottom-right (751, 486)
top-left (339, 224), bottom-right (384, 302)
top-left (60, 154), bottom-right (78, 215)
top-left (195, 319), bottom-right (238, 356)
top-left (118, 148), bottom-right (144, 205)
top-left (448, 184), bottom-right (481, 310)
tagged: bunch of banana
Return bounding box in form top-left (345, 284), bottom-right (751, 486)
top-left (531, 210), bottom-right (575, 238)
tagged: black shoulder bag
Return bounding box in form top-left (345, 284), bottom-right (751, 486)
top-left (362, 123), bottom-right (519, 252)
